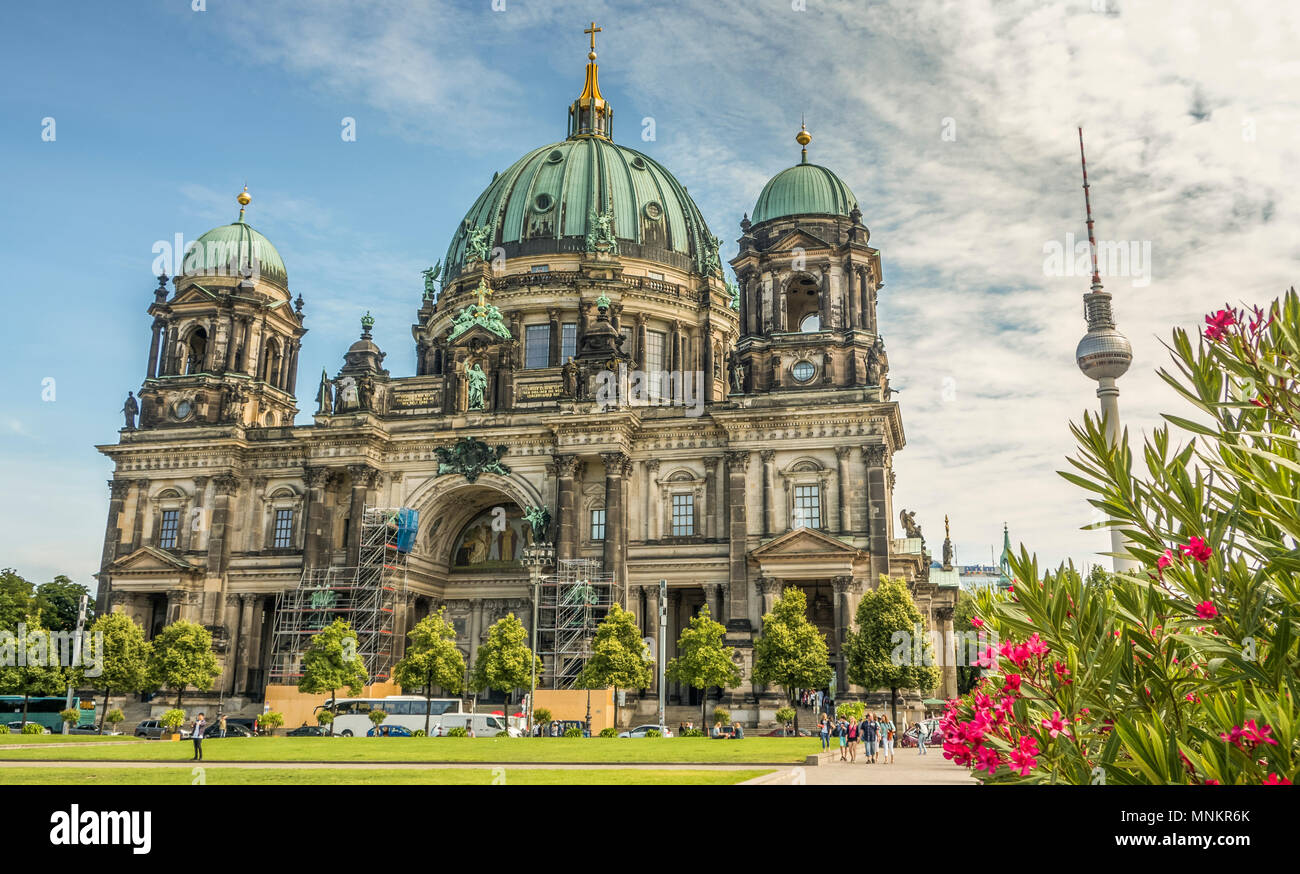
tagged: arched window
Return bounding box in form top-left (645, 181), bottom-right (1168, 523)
top-left (799, 313), bottom-right (821, 332)
top-left (184, 327), bottom-right (208, 375)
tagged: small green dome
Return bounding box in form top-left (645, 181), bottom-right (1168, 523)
top-left (186, 219), bottom-right (288, 287)
top-left (444, 136), bottom-right (718, 279)
top-left (751, 162), bottom-right (859, 225)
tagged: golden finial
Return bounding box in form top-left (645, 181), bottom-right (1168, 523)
top-left (585, 20), bottom-right (601, 60)
top-left (796, 118), bottom-right (811, 163)
top-left (237, 184), bottom-right (251, 221)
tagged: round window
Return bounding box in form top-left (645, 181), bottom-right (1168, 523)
top-left (533, 193), bottom-right (554, 212)
top-left (643, 201), bottom-right (663, 221)
top-left (546, 149), bottom-right (564, 163)
top-left (172, 399), bottom-right (193, 420)
top-left (792, 361), bottom-right (816, 383)
top-left (630, 156), bottom-right (648, 170)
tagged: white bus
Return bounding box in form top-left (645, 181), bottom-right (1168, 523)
top-left (322, 696), bottom-right (464, 737)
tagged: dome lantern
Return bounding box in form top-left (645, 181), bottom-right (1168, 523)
top-left (568, 21), bottom-right (613, 140)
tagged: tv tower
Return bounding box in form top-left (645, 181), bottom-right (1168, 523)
top-left (1074, 128), bottom-right (1136, 573)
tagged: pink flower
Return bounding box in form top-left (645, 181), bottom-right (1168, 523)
top-left (1026, 633), bottom-right (1050, 656)
top-left (975, 746), bottom-right (1002, 775)
top-left (1003, 674), bottom-right (1022, 694)
top-left (1242, 720), bottom-right (1278, 747)
top-left (1053, 661), bottom-right (1073, 684)
top-left (1180, 536), bottom-right (1213, 564)
top-left (1196, 600), bottom-right (1218, 620)
top-left (971, 617), bottom-right (985, 628)
top-left (1263, 773), bottom-right (1293, 785)
top-left (1204, 309), bottom-right (1236, 342)
top-left (1156, 549), bottom-right (1174, 577)
top-left (975, 646), bottom-right (998, 669)
top-left (1009, 746), bottom-right (1037, 776)
top-left (1041, 710), bottom-right (1070, 739)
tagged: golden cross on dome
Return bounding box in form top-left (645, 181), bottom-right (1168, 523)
top-left (474, 279), bottom-right (492, 314)
top-left (585, 21), bottom-right (601, 56)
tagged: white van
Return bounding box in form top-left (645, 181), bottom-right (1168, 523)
top-left (431, 712), bottom-right (517, 737)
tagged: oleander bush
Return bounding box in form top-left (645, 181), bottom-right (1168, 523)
top-left (446, 727), bottom-right (469, 737)
top-left (946, 291), bottom-right (1300, 785)
top-left (599, 727), bottom-right (618, 738)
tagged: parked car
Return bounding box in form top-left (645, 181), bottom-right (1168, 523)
top-left (367, 724), bottom-right (414, 737)
top-left (133, 719), bottom-right (191, 740)
top-left (5, 721), bottom-right (51, 734)
top-left (66, 725), bottom-right (102, 735)
top-left (286, 724), bottom-right (330, 737)
top-left (619, 724), bottom-right (674, 738)
top-left (211, 722), bottom-right (255, 737)
top-left (224, 717), bottom-right (259, 735)
top-left (761, 727), bottom-right (813, 737)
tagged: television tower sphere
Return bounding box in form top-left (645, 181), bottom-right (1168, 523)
top-left (1076, 323), bottom-right (1132, 381)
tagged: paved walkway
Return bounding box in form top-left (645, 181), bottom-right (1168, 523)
top-left (743, 748), bottom-right (975, 785)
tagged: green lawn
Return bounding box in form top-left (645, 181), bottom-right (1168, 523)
top-left (0, 736), bottom-right (819, 764)
top-left (0, 766), bottom-right (771, 786)
top-left (0, 734), bottom-right (140, 744)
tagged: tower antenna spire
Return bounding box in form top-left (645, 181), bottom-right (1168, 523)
top-left (1078, 127), bottom-right (1101, 289)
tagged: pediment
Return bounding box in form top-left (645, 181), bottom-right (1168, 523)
top-left (750, 526), bottom-right (861, 558)
top-left (447, 322), bottom-right (514, 348)
top-left (110, 546), bottom-right (197, 573)
top-left (766, 229), bottom-right (836, 253)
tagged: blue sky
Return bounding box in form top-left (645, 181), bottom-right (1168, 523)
top-left (1, 0), bottom-right (1297, 589)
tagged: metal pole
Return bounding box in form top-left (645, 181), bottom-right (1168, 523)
top-left (658, 579), bottom-right (666, 730)
top-left (63, 594), bottom-right (89, 735)
top-left (529, 571), bottom-right (539, 735)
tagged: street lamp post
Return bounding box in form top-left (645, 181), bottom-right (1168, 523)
top-left (658, 579), bottom-right (667, 731)
top-left (62, 594), bottom-right (89, 735)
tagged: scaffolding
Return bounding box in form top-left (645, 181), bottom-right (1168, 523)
top-left (537, 558), bottom-right (616, 689)
top-left (268, 506), bottom-right (415, 685)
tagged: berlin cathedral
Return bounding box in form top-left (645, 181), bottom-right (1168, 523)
top-left (96, 28), bottom-right (958, 723)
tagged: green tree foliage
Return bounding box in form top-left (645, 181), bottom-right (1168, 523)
top-left (0, 568), bottom-right (38, 630)
top-left (297, 619), bottom-right (368, 732)
top-left (598, 727), bottom-right (618, 738)
top-left (105, 709), bottom-right (125, 732)
top-left (0, 623), bottom-right (67, 728)
top-left (471, 613), bottom-right (540, 720)
top-left (259, 711), bottom-right (284, 736)
top-left (147, 620), bottom-right (219, 709)
top-left (394, 608), bottom-right (466, 735)
top-left (316, 710), bottom-right (334, 727)
top-left (35, 577), bottom-right (92, 632)
top-left (947, 290), bottom-right (1300, 784)
top-left (953, 591), bottom-right (981, 696)
top-left (751, 587), bottom-right (832, 736)
top-left (160, 708), bottom-right (186, 733)
top-left (59, 708), bottom-right (80, 728)
top-left (576, 604), bottom-right (652, 727)
top-left (85, 613), bottom-right (153, 730)
top-left (367, 709), bottom-right (387, 730)
top-left (533, 707), bottom-right (553, 727)
top-left (847, 577), bottom-right (941, 727)
top-left (666, 604), bottom-right (743, 728)
top-left (836, 701), bottom-right (865, 722)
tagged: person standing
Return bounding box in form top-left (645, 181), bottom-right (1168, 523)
top-left (862, 714), bottom-right (878, 764)
top-left (837, 716), bottom-right (848, 761)
top-left (881, 714), bottom-right (896, 764)
top-left (191, 713), bottom-right (207, 762)
top-left (915, 721), bottom-right (927, 755)
top-left (217, 714), bottom-right (227, 739)
top-left (819, 713), bottom-right (830, 752)
top-left (847, 715), bottom-right (859, 763)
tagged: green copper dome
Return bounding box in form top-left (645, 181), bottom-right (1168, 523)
top-left (751, 161), bottom-right (859, 225)
top-left (444, 136), bottom-right (720, 279)
top-left (185, 218), bottom-right (288, 288)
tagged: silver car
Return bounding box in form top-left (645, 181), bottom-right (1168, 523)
top-left (133, 719), bottom-right (192, 740)
top-left (618, 724), bottom-right (674, 738)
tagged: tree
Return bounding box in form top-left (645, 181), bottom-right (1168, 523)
top-left (35, 576), bottom-right (93, 632)
top-left (148, 620), bottom-right (219, 709)
top-left (160, 708), bottom-right (186, 737)
top-left (847, 577), bottom-right (941, 728)
top-left (953, 591), bottom-right (981, 696)
top-left (259, 711), bottom-right (284, 736)
top-left (0, 623), bottom-right (66, 728)
top-left (470, 614), bottom-right (540, 727)
top-left (576, 604), bottom-right (652, 729)
top-left (84, 613), bottom-right (153, 730)
top-left (394, 609), bottom-right (466, 735)
top-left (666, 604), bottom-right (743, 729)
top-left (0, 568), bottom-right (37, 631)
top-left (104, 708), bottom-right (125, 734)
top-left (775, 706), bottom-right (796, 735)
top-left (297, 619), bottom-right (368, 734)
top-left (751, 587), bottom-right (832, 736)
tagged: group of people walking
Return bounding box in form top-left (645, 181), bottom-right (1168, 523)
top-left (798, 689), bottom-right (826, 711)
top-left (818, 712), bottom-right (896, 764)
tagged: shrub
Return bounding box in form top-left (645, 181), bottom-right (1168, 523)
top-left (680, 728), bottom-right (705, 737)
top-left (446, 726), bottom-right (469, 738)
top-left (599, 727), bottom-right (618, 738)
top-left (160, 709), bottom-right (186, 733)
top-left (105, 709), bottom-right (125, 731)
top-left (836, 702), bottom-right (865, 722)
top-left (946, 291), bottom-right (1300, 785)
top-left (367, 709), bottom-right (387, 728)
top-left (563, 726), bottom-right (584, 738)
top-left (533, 707), bottom-right (552, 726)
top-left (775, 706), bottom-right (796, 725)
top-left (22, 723), bottom-right (44, 735)
top-left (316, 710), bottom-right (334, 726)
top-left (645, 729), bottom-right (662, 738)
top-left (59, 709), bottom-right (81, 728)
top-left (713, 707), bottom-right (731, 726)
top-left (413, 729), bottom-right (427, 737)
top-left (259, 711), bottom-right (285, 737)
top-left (0, 725), bottom-right (9, 735)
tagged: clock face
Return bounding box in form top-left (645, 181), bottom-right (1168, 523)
top-left (792, 361), bottom-right (815, 382)
top-left (173, 400), bottom-right (193, 420)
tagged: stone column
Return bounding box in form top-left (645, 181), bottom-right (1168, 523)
top-left (864, 445), bottom-right (891, 581)
top-left (468, 600), bottom-right (484, 678)
top-left (97, 480), bottom-right (131, 614)
top-left (235, 594), bottom-right (254, 694)
top-left (301, 468), bottom-right (332, 568)
top-left (818, 264), bottom-right (831, 329)
top-left (224, 594), bottom-right (242, 694)
top-left (836, 446), bottom-right (853, 534)
top-left (937, 605), bottom-right (958, 701)
top-left (601, 452), bottom-right (628, 593)
top-left (703, 583), bottom-right (725, 624)
top-left (345, 465), bottom-right (376, 567)
top-left (635, 312), bottom-right (647, 367)
top-left (777, 277), bottom-right (788, 332)
top-left (703, 457), bottom-right (718, 540)
top-left (644, 459), bottom-right (660, 541)
top-left (247, 596), bottom-right (267, 694)
top-left (207, 474), bottom-right (239, 577)
top-left (843, 262), bottom-right (856, 330)
top-left (724, 450), bottom-right (751, 628)
top-left (146, 319), bottom-right (162, 379)
top-left (832, 575), bottom-right (856, 690)
top-left (131, 479), bottom-right (149, 552)
top-left (555, 455), bottom-right (580, 560)
top-left (756, 575), bottom-right (779, 621)
top-left (760, 450), bottom-right (776, 536)
top-left (643, 583), bottom-right (661, 694)
top-left (668, 588), bottom-right (683, 703)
